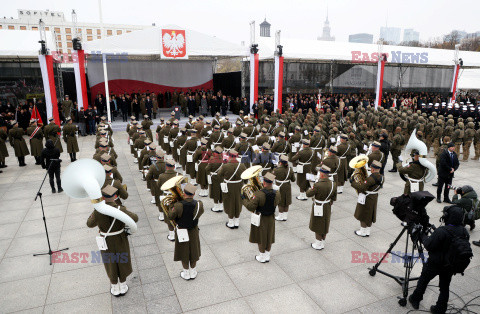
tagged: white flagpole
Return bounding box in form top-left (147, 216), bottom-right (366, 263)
top-left (98, 0), bottom-right (111, 123)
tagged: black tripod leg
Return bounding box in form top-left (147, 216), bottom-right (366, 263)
top-left (369, 226), bottom-right (408, 276)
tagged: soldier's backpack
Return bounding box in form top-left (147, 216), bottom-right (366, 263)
top-left (468, 198), bottom-right (480, 221)
top-left (444, 228), bottom-right (473, 275)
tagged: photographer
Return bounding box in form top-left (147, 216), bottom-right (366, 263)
top-left (409, 206), bottom-right (470, 314)
top-left (453, 185), bottom-right (477, 231)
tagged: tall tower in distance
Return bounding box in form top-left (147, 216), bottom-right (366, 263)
top-left (317, 9), bottom-right (335, 41)
top-left (260, 17), bottom-right (271, 37)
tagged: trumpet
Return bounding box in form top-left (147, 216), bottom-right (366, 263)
top-left (240, 165), bottom-right (263, 200)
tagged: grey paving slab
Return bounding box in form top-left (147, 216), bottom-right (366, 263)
top-left (0, 254), bottom-right (53, 283)
top-left (16, 216), bottom-right (65, 238)
top-left (43, 293), bottom-right (112, 313)
top-left (224, 260), bottom-right (293, 296)
top-left (146, 295), bottom-right (182, 313)
top-left (0, 274), bottom-right (50, 312)
top-left (142, 279), bottom-right (176, 301)
top-left (4, 231), bottom-right (61, 258)
top-left (245, 284), bottom-right (324, 313)
top-left (171, 268), bottom-right (241, 312)
top-left (184, 298), bottom-right (253, 314)
top-left (299, 271), bottom-right (379, 313)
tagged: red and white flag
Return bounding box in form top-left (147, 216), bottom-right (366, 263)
top-left (38, 54), bottom-right (60, 125)
top-left (449, 63), bottom-right (460, 104)
top-left (274, 54), bottom-right (284, 114)
top-left (374, 54), bottom-right (386, 110)
top-left (73, 50), bottom-right (89, 109)
top-left (30, 105), bottom-right (43, 125)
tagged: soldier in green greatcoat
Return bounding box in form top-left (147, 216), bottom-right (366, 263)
top-left (26, 119), bottom-right (44, 165)
top-left (62, 117), bottom-right (79, 162)
top-left (8, 120), bottom-right (29, 166)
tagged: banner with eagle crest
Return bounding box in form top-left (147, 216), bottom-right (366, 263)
top-left (161, 29), bottom-right (188, 59)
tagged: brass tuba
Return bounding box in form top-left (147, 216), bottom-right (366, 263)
top-left (403, 129), bottom-right (437, 183)
top-left (349, 155), bottom-right (369, 193)
top-left (240, 165), bottom-right (263, 200)
top-left (160, 175), bottom-right (188, 228)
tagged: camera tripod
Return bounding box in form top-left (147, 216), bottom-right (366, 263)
top-left (368, 223), bottom-right (427, 307)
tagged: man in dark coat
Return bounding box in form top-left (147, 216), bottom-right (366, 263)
top-left (436, 143), bottom-right (459, 203)
top-left (379, 133), bottom-right (390, 175)
top-left (145, 95), bottom-right (153, 119)
top-left (40, 139), bottom-right (62, 193)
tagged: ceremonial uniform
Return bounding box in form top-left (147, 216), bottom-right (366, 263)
top-left (63, 123), bottom-right (79, 161)
top-left (217, 158), bottom-right (247, 225)
top-left (290, 145), bottom-right (316, 195)
top-left (352, 172), bottom-right (384, 226)
top-left (146, 158), bottom-right (165, 204)
top-left (335, 139), bottom-right (351, 190)
top-left (27, 124), bottom-right (44, 163)
top-left (0, 128), bottom-right (9, 167)
top-left (8, 125), bottom-right (29, 165)
top-left (306, 177), bottom-right (337, 236)
top-left (44, 121), bottom-right (63, 153)
top-left (397, 161), bottom-right (427, 195)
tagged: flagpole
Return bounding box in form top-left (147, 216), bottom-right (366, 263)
top-left (98, 0), bottom-right (111, 123)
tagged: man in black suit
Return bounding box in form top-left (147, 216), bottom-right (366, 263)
top-left (145, 95), bottom-right (153, 119)
top-left (379, 133), bottom-right (390, 175)
top-left (437, 142), bottom-right (459, 203)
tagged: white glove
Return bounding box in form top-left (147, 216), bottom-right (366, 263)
top-left (398, 155), bottom-right (403, 162)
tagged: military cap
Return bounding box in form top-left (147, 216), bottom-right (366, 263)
top-left (295, 126), bottom-right (301, 131)
top-left (144, 139), bottom-right (152, 145)
top-left (173, 120), bottom-right (179, 125)
top-left (199, 115), bottom-right (204, 120)
top-left (329, 146), bottom-right (338, 153)
top-left (188, 115), bottom-right (194, 119)
top-left (214, 124), bottom-right (220, 130)
top-left (160, 117), bottom-right (165, 121)
top-left (262, 143), bottom-right (271, 150)
top-left (149, 143), bottom-right (157, 150)
top-left (99, 142), bottom-right (108, 148)
top-left (236, 120), bottom-right (242, 125)
top-left (239, 110), bottom-right (244, 114)
top-left (372, 141), bottom-right (381, 147)
top-left (101, 153), bottom-right (112, 161)
top-left (48, 117), bottom-right (54, 122)
top-left (156, 148), bottom-right (165, 157)
top-left (206, 120), bottom-right (211, 125)
top-left (132, 121), bottom-right (138, 125)
top-left (278, 131), bottom-right (286, 137)
top-left (302, 139), bottom-right (310, 145)
top-left (319, 165), bottom-right (331, 174)
top-left (102, 185), bottom-right (118, 198)
top-left (340, 133), bottom-right (348, 140)
top-left (280, 155), bottom-right (289, 163)
top-left (184, 183), bottom-right (197, 195)
top-left (180, 127), bottom-right (186, 132)
top-left (314, 126), bottom-right (321, 132)
top-left (165, 121), bottom-right (171, 125)
top-left (216, 112), bottom-right (221, 116)
top-left (214, 146), bottom-right (223, 154)
top-left (103, 164), bottom-right (113, 172)
top-left (144, 114), bottom-right (149, 118)
top-left (227, 128), bottom-right (234, 133)
top-left (101, 116), bottom-right (106, 120)
top-left (130, 115), bottom-right (136, 120)
top-left (265, 117), bottom-right (270, 121)
top-left (171, 111), bottom-right (175, 116)
top-left (240, 132), bottom-right (247, 138)
top-left (261, 127), bottom-right (267, 133)
top-left (279, 119), bottom-right (284, 124)
top-left (247, 118), bottom-right (253, 123)
top-left (66, 117), bottom-right (72, 122)
top-left (229, 149), bottom-right (238, 156)
top-left (225, 116), bottom-right (229, 120)
top-left (165, 159), bottom-right (175, 167)
top-left (200, 138), bottom-right (208, 145)
top-left (371, 160), bottom-right (382, 169)
top-left (263, 172), bottom-right (276, 183)
top-left (190, 129), bottom-right (197, 133)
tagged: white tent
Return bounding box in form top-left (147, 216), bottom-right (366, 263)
top-left (83, 25), bottom-right (248, 57)
top-left (0, 30), bottom-right (54, 57)
top-left (256, 36), bottom-right (480, 68)
top-left (458, 69), bottom-right (480, 90)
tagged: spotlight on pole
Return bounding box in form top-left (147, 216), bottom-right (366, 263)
top-left (38, 19), bottom-right (47, 55)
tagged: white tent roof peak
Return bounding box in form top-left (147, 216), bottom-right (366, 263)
top-left (83, 25), bottom-right (248, 58)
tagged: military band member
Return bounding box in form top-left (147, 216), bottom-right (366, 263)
top-left (145, 148), bottom-right (165, 204)
top-left (27, 119), bottom-right (43, 165)
top-left (61, 95), bottom-right (73, 119)
top-left (218, 149), bottom-right (247, 229)
top-left (351, 160), bottom-right (384, 237)
top-left (200, 120), bottom-right (213, 145)
top-left (274, 155), bottom-right (295, 221)
top-left (397, 149), bottom-right (428, 195)
top-left (255, 127), bottom-right (270, 148)
top-left (94, 141), bottom-right (118, 167)
top-left (193, 139), bottom-right (211, 197)
top-left (169, 183), bottom-right (204, 280)
top-left (157, 159), bottom-right (180, 240)
top-left (103, 165), bottom-right (128, 206)
top-left (182, 130), bottom-right (199, 185)
top-left (271, 131), bottom-right (289, 158)
top-left (472, 127), bottom-right (480, 161)
top-left (242, 172), bottom-right (280, 263)
top-left (221, 128), bottom-right (236, 153)
top-left (236, 110), bottom-right (246, 127)
top-left (8, 120), bottom-right (29, 167)
top-left (306, 165), bottom-right (337, 250)
top-left (336, 134), bottom-right (351, 194)
top-left (87, 185), bottom-right (138, 296)
top-left (133, 130), bottom-right (147, 163)
top-left (367, 141), bottom-right (384, 168)
top-left (141, 115), bottom-right (153, 141)
top-left (235, 133), bottom-right (253, 167)
top-left (290, 139), bottom-right (316, 200)
top-left (253, 142), bottom-right (275, 176)
top-left (0, 127), bottom-right (9, 169)
top-left (126, 116), bottom-right (136, 133)
top-left (233, 120), bottom-right (243, 137)
top-left (140, 142), bottom-right (157, 181)
top-left (272, 119), bottom-right (287, 138)
top-left (221, 116), bottom-right (231, 131)
top-left (388, 127), bottom-right (404, 172)
top-left (322, 146), bottom-right (340, 184)
top-left (100, 154), bottom-right (123, 182)
top-left (206, 146), bottom-right (225, 212)
top-left (185, 115), bottom-right (194, 130)
top-left (44, 117), bottom-right (63, 153)
top-left (242, 118), bottom-right (258, 145)
top-left (289, 126), bottom-right (303, 171)
top-left (210, 124), bottom-right (224, 150)
top-left (62, 117), bottom-right (79, 162)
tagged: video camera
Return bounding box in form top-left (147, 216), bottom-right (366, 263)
top-left (390, 191), bottom-right (435, 231)
top-left (447, 185), bottom-right (462, 194)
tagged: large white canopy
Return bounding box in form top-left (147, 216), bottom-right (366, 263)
top-left (458, 69), bottom-right (480, 90)
top-left (83, 25), bottom-right (248, 58)
top-left (256, 36), bottom-right (480, 68)
top-left (0, 30), bottom-right (54, 57)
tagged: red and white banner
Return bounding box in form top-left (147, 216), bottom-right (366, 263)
top-left (38, 54), bottom-right (60, 125)
top-left (161, 29), bottom-right (188, 59)
top-left (73, 50), bottom-right (89, 109)
top-left (449, 63), bottom-right (460, 103)
top-left (30, 105), bottom-right (43, 125)
top-left (374, 55), bottom-right (386, 110)
top-left (249, 52), bottom-right (259, 113)
top-left (274, 55), bottom-right (284, 114)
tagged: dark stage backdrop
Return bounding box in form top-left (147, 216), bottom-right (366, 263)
top-left (213, 71), bottom-right (241, 99)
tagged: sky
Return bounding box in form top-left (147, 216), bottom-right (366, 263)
top-left (3, 0), bottom-right (480, 45)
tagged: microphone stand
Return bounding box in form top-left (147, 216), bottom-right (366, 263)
top-left (33, 137), bottom-right (69, 265)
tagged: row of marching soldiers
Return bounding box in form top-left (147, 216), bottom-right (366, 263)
top-left (126, 111), bottom-right (387, 270)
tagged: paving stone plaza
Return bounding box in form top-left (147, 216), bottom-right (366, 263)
top-left (0, 114), bottom-right (479, 313)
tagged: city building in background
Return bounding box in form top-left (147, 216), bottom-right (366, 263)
top-left (259, 18), bottom-right (271, 37)
top-left (317, 12), bottom-right (335, 41)
top-left (0, 9), bottom-right (151, 55)
top-left (380, 26), bottom-right (401, 44)
top-left (348, 33), bottom-right (373, 44)
top-left (403, 28), bottom-right (420, 42)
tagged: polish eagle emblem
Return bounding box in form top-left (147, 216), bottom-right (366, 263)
top-left (162, 29), bottom-right (187, 58)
